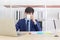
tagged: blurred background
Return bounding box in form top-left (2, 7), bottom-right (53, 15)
top-left (0, 0), bottom-right (60, 32)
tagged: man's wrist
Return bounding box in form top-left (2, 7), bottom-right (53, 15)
top-left (33, 20), bottom-right (37, 25)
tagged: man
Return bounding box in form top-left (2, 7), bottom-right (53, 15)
top-left (15, 7), bottom-right (42, 31)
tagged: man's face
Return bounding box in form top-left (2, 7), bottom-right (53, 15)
top-left (25, 13), bottom-right (33, 19)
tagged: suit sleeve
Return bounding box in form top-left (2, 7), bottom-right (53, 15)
top-left (34, 20), bottom-right (42, 31)
top-left (15, 20), bottom-right (21, 31)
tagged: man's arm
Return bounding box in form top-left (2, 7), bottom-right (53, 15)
top-left (30, 15), bottom-right (42, 31)
top-left (15, 20), bottom-right (21, 31)
top-left (33, 20), bottom-right (42, 31)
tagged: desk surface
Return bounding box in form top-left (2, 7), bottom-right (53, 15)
top-left (0, 32), bottom-right (60, 40)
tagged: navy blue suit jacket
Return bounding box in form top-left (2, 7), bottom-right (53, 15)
top-left (15, 18), bottom-right (42, 31)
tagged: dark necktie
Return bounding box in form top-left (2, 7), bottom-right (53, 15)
top-left (27, 20), bottom-right (30, 31)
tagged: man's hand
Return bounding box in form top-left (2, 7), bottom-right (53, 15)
top-left (31, 15), bottom-right (36, 24)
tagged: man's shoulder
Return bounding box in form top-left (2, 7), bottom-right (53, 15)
top-left (18, 18), bottom-right (25, 22)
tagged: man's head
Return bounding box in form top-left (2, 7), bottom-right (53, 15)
top-left (25, 7), bottom-right (34, 20)
top-left (25, 7), bottom-right (34, 15)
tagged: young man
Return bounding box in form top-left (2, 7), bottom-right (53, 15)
top-left (16, 7), bottom-right (42, 31)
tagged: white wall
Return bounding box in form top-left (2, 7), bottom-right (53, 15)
top-left (47, 8), bottom-right (60, 20)
top-left (0, 0), bottom-right (45, 5)
top-left (0, 0), bottom-right (46, 20)
top-left (46, 0), bottom-right (60, 5)
top-left (0, 0), bottom-right (60, 5)
top-left (1, 0), bottom-right (60, 20)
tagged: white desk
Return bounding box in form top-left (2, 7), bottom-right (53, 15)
top-left (0, 33), bottom-right (60, 40)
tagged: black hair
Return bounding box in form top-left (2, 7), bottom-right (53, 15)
top-left (25, 7), bottom-right (34, 14)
